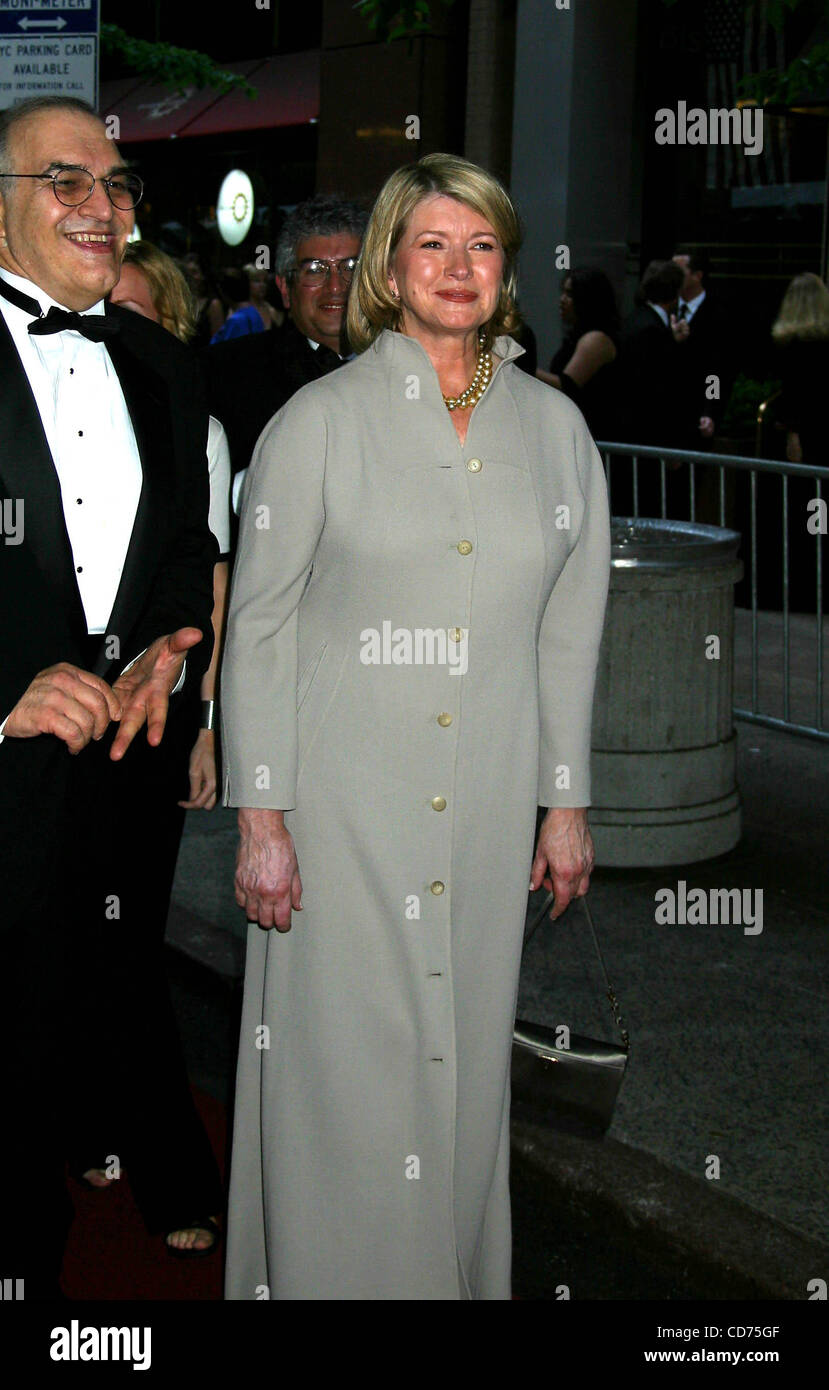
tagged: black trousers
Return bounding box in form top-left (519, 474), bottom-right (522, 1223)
top-left (2, 671), bottom-right (222, 1298)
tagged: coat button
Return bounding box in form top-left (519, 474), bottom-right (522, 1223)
top-left (430, 795), bottom-right (447, 811)
top-left (466, 457), bottom-right (482, 472)
top-left (449, 627), bottom-right (462, 643)
top-left (437, 712), bottom-right (453, 727)
top-left (430, 880), bottom-right (445, 895)
top-left (457, 540), bottom-right (473, 555)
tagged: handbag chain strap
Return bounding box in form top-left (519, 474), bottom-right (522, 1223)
top-left (524, 891), bottom-right (630, 1052)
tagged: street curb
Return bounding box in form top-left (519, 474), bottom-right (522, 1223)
top-left (511, 1112), bottom-right (828, 1300)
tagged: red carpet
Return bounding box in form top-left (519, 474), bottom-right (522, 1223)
top-left (61, 1088), bottom-right (226, 1301)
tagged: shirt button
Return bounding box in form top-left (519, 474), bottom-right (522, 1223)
top-left (430, 796), bottom-right (447, 812)
top-left (437, 712), bottom-right (453, 727)
top-left (76, 498), bottom-right (83, 505)
top-left (78, 430), bottom-right (84, 437)
top-left (457, 540), bottom-right (473, 555)
top-left (76, 565), bottom-right (83, 573)
top-left (430, 881), bottom-right (445, 895)
top-left (466, 457), bottom-right (482, 472)
top-left (449, 627), bottom-right (462, 643)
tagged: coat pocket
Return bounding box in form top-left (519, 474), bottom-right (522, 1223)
top-left (296, 641), bottom-right (328, 712)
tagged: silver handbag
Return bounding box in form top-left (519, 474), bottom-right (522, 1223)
top-left (512, 894), bottom-right (630, 1137)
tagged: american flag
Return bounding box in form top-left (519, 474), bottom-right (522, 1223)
top-left (704, 0), bottom-right (790, 190)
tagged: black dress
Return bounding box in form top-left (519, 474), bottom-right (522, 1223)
top-left (549, 331), bottom-right (619, 442)
top-left (771, 337), bottom-right (829, 611)
top-left (778, 337), bottom-right (829, 467)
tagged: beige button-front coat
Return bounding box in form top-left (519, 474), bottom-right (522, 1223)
top-left (221, 329), bottom-right (610, 1300)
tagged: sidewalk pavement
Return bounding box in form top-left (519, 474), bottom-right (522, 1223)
top-left (167, 696), bottom-right (828, 1299)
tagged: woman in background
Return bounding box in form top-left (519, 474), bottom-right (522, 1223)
top-left (182, 250), bottom-right (226, 347)
top-left (770, 270), bottom-right (829, 610)
top-left (772, 271), bottom-right (829, 467)
top-left (209, 268), bottom-right (264, 344)
top-left (244, 262), bottom-right (284, 331)
top-left (537, 266), bottom-right (619, 440)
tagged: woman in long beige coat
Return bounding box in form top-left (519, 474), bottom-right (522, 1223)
top-left (221, 154), bottom-right (610, 1300)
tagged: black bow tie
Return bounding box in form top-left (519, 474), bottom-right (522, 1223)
top-left (0, 275), bottom-right (119, 341)
top-left (29, 306), bottom-right (119, 341)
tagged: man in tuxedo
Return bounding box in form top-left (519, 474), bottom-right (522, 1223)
top-left (205, 194), bottom-right (367, 489)
top-left (617, 259), bottom-right (686, 448)
top-left (672, 247), bottom-right (736, 447)
top-left (0, 97), bottom-right (217, 1298)
top-left (614, 260), bottom-right (687, 516)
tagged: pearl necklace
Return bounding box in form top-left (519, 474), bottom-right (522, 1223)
top-left (442, 331), bottom-right (493, 412)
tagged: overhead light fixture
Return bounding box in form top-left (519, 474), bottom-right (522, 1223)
top-left (217, 169), bottom-right (254, 247)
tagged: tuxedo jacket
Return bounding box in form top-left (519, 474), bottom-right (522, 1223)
top-left (616, 303), bottom-right (686, 448)
top-left (0, 302), bottom-right (217, 926)
top-left (676, 295), bottom-right (735, 437)
top-left (204, 318), bottom-right (343, 475)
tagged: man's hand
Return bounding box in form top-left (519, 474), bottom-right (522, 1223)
top-left (3, 663), bottom-right (121, 755)
top-left (698, 415), bottom-right (715, 439)
top-left (529, 806), bottom-right (594, 920)
top-left (110, 627), bottom-right (202, 761)
top-left (670, 314), bottom-right (690, 342)
top-left (235, 807), bottom-right (303, 931)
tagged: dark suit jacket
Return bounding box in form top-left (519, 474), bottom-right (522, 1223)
top-left (616, 303), bottom-right (685, 448)
top-left (0, 301), bottom-right (217, 928)
top-left (777, 337), bottom-right (829, 466)
top-left (675, 294), bottom-right (735, 440)
top-left (204, 318), bottom-right (343, 474)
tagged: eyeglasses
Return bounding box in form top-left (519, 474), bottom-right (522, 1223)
top-left (289, 257), bottom-right (357, 288)
top-left (0, 167), bottom-right (144, 210)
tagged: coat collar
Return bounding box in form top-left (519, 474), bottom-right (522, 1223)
top-left (368, 327), bottom-right (525, 369)
top-left (94, 311), bottom-right (173, 674)
top-left (0, 311), bottom-right (88, 643)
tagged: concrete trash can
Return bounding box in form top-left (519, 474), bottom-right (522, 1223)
top-left (589, 518), bottom-right (743, 866)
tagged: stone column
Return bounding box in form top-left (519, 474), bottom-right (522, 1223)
top-left (463, 0), bottom-right (517, 184)
top-left (510, 0), bottom-right (639, 366)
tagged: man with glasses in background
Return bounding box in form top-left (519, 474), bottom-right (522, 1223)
top-left (0, 96), bottom-right (217, 1298)
top-left (206, 194), bottom-right (367, 497)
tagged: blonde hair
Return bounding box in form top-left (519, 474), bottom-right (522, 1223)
top-left (347, 152), bottom-right (522, 354)
top-left (772, 272), bottom-right (829, 345)
top-left (121, 241), bottom-right (197, 343)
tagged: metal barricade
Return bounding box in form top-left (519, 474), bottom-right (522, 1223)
top-left (596, 441), bottom-right (829, 743)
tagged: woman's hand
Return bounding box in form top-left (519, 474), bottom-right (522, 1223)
top-left (178, 729), bottom-right (218, 809)
top-left (529, 806), bottom-right (594, 920)
top-left (235, 807), bottom-right (303, 931)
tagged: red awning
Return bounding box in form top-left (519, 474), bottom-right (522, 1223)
top-left (100, 52), bottom-right (319, 143)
